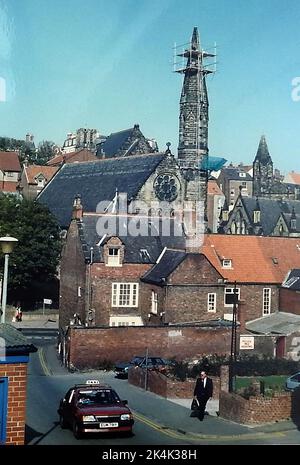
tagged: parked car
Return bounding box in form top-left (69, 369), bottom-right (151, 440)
top-left (285, 371), bottom-right (300, 391)
top-left (114, 356), bottom-right (174, 379)
top-left (57, 380), bottom-right (134, 438)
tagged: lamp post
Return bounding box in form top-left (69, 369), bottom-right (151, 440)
top-left (229, 281), bottom-right (238, 393)
top-left (0, 236), bottom-right (18, 324)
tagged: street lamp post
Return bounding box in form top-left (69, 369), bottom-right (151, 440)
top-left (0, 236), bottom-right (18, 324)
top-left (229, 281), bottom-right (238, 393)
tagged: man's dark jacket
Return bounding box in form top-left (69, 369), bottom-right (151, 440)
top-left (193, 377), bottom-right (213, 399)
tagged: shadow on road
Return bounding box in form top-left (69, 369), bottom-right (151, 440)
top-left (25, 422), bottom-right (60, 445)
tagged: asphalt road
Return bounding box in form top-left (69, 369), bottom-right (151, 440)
top-left (25, 337), bottom-right (300, 447)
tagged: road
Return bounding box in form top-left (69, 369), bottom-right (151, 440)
top-left (24, 335), bottom-right (300, 447)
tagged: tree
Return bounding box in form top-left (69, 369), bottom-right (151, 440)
top-left (35, 140), bottom-right (56, 165)
top-left (0, 195), bottom-right (61, 309)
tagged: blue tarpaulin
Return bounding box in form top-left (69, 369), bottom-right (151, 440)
top-left (200, 156), bottom-right (227, 171)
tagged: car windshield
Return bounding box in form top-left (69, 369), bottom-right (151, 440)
top-left (77, 389), bottom-right (120, 406)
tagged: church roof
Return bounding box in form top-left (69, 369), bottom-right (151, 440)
top-left (99, 128), bottom-right (134, 157)
top-left (220, 167), bottom-right (252, 181)
top-left (38, 153), bottom-right (166, 228)
top-left (141, 249), bottom-right (186, 284)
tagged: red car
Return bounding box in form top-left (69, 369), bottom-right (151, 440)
top-left (57, 380), bottom-right (134, 439)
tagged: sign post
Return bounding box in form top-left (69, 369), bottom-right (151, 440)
top-left (43, 298), bottom-right (52, 315)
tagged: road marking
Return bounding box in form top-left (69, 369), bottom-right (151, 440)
top-left (38, 348), bottom-right (52, 376)
top-left (132, 411), bottom-right (286, 443)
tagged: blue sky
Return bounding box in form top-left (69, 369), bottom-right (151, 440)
top-left (1, 0), bottom-right (300, 173)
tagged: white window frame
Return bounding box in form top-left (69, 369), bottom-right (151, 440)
top-left (112, 283), bottom-right (139, 307)
top-left (263, 288), bottom-right (271, 315)
top-left (151, 291), bottom-right (158, 314)
top-left (207, 293), bottom-right (216, 312)
top-left (107, 247), bottom-right (121, 267)
top-left (224, 287), bottom-right (240, 307)
top-left (222, 259), bottom-right (232, 268)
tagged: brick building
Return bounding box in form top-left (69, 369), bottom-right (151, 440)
top-left (18, 164), bottom-right (58, 199)
top-left (0, 324), bottom-right (37, 445)
top-left (280, 269), bottom-right (300, 315)
top-left (0, 151), bottom-right (21, 193)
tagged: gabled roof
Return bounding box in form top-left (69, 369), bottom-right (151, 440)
top-left (141, 249), bottom-right (186, 284)
top-left (207, 179), bottom-right (224, 196)
top-left (246, 312), bottom-right (300, 335)
top-left (0, 323), bottom-right (37, 355)
top-left (0, 151), bottom-right (21, 172)
top-left (239, 197), bottom-right (300, 235)
top-left (38, 152), bottom-right (167, 228)
top-left (201, 234), bottom-right (300, 283)
top-left (24, 165), bottom-right (58, 184)
top-left (78, 213), bottom-right (186, 265)
top-left (47, 148), bottom-right (97, 166)
top-left (99, 128), bottom-right (135, 157)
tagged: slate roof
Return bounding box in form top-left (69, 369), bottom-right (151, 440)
top-left (201, 234), bottom-right (300, 283)
top-left (141, 249), bottom-right (186, 284)
top-left (241, 197), bottom-right (300, 235)
top-left (99, 128), bottom-right (134, 157)
top-left (38, 153), bottom-right (166, 228)
top-left (282, 269), bottom-right (300, 290)
top-left (221, 167), bottom-right (252, 181)
top-left (0, 323), bottom-right (37, 355)
top-left (78, 213), bottom-right (186, 264)
top-left (246, 312), bottom-right (300, 335)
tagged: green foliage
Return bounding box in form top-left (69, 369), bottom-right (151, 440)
top-left (0, 195), bottom-right (61, 308)
top-left (35, 140), bottom-right (56, 165)
top-left (0, 136), bottom-right (35, 164)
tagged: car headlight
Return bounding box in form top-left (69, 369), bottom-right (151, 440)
top-left (83, 415), bottom-right (96, 422)
top-left (120, 414), bottom-right (132, 421)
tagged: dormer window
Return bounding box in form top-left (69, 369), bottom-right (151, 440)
top-left (291, 219), bottom-right (297, 230)
top-left (222, 259), bottom-right (232, 268)
top-left (107, 247), bottom-right (121, 266)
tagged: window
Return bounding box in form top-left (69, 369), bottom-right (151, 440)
top-left (207, 293), bottom-right (216, 312)
top-left (253, 210), bottom-right (260, 223)
top-left (151, 291), bottom-right (158, 314)
top-left (77, 286), bottom-right (81, 297)
top-left (109, 315), bottom-right (143, 326)
top-left (107, 247), bottom-right (121, 266)
top-left (112, 283), bottom-right (139, 307)
top-left (222, 259), bottom-right (232, 268)
top-left (239, 172), bottom-right (246, 178)
top-left (263, 288), bottom-right (271, 315)
top-left (224, 287), bottom-right (240, 306)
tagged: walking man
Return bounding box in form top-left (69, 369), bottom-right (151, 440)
top-left (193, 371), bottom-right (213, 421)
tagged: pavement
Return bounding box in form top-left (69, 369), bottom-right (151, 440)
top-left (18, 316), bottom-right (300, 441)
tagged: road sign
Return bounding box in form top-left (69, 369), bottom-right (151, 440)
top-left (43, 299), bottom-right (52, 305)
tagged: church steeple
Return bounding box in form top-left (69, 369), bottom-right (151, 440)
top-left (253, 135), bottom-right (274, 196)
top-left (177, 27), bottom-right (213, 166)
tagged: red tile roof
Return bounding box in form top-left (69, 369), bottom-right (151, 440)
top-left (201, 235), bottom-right (300, 284)
top-left (47, 148), bottom-right (97, 166)
top-left (207, 180), bottom-right (224, 196)
top-left (0, 151), bottom-right (21, 172)
top-left (24, 165), bottom-right (58, 184)
top-left (287, 172), bottom-right (300, 184)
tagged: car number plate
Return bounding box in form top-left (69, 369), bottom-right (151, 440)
top-left (99, 422), bottom-right (118, 428)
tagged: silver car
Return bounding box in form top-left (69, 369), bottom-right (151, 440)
top-left (285, 372), bottom-right (300, 391)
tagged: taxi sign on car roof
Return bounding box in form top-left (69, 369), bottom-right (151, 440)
top-left (86, 380), bottom-right (100, 385)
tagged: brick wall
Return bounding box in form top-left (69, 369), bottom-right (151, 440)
top-left (59, 220), bottom-right (86, 329)
top-left (280, 288), bottom-right (300, 315)
top-left (129, 367), bottom-right (221, 399)
top-left (0, 363), bottom-right (27, 445)
top-left (219, 390), bottom-right (300, 424)
top-left (67, 325), bottom-right (232, 370)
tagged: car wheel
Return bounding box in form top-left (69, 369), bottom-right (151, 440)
top-left (73, 421), bottom-right (82, 439)
top-left (59, 414), bottom-right (67, 429)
